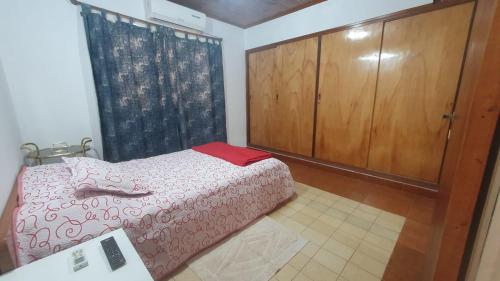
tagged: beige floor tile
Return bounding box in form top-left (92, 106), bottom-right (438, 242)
top-left (346, 215), bottom-right (373, 231)
top-left (317, 214), bottom-right (344, 228)
top-left (301, 228), bottom-right (329, 246)
top-left (331, 230), bottom-right (362, 249)
top-left (373, 218), bottom-right (404, 233)
top-left (295, 182), bottom-right (309, 191)
top-left (299, 184), bottom-right (317, 193)
top-left (338, 222), bottom-right (368, 239)
top-left (323, 237), bottom-right (355, 260)
top-left (269, 212), bottom-right (288, 223)
top-left (357, 203), bottom-right (382, 215)
top-left (340, 263), bottom-right (380, 281)
top-left (302, 260), bottom-right (339, 281)
top-left (301, 184), bottom-right (316, 190)
top-left (313, 196), bottom-right (336, 207)
top-left (175, 267), bottom-right (201, 281)
top-left (295, 196), bottom-right (312, 205)
top-left (351, 209), bottom-right (378, 222)
top-left (338, 198), bottom-right (360, 208)
top-left (375, 212), bottom-right (405, 232)
top-left (312, 249), bottom-right (347, 274)
top-left (364, 232), bottom-right (396, 252)
top-left (325, 207), bottom-right (350, 220)
top-left (370, 224), bottom-right (399, 241)
top-left (299, 207), bottom-right (323, 219)
top-left (278, 206), bottom-right (298, 217)
top-left (307, 201), bottom-right (330, 213)
top-left (288, 252), bottom-right (310, 270)
top-left (332, 202), bottom-right (357, 214)
top-left (302, 191), bottom-right (319, 200)
top-left (283, 218), bottom-right (308, 233)
top-left (379, 211), bottom-right (405, 224)
top-left (301, 242), bottom-right (320, 258)
top-left (290, 211), bottom-right (316, 226)
top-left (292, 273), bottom-right (313, 281)
top-left (288, 201), bottom-right (307, 211)
top-left (308, 220), bottom-right (338, 236)
top-left (275, 264), bottom-right (299, 281)
top-left (356, 242), bottom-right (391, 264)
top-left (295, 188), bottom-right (307, 196)
top-left (350, 251), bottom-right (386, 277)
top-left (323, 192), bottom-right (344, 201)
top-left (334, 197), bottom-right (361, 209)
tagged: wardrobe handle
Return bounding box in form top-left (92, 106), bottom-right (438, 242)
top-left (317, 93), bottom-right (321, 104)
top-left (442, 112), bottom-right (455, 120)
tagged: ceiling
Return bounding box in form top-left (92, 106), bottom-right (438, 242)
top-left (169, 0), bottom-right (326, 28)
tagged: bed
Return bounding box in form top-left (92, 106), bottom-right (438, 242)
top-left (8, 149), bottom-right (294, 279)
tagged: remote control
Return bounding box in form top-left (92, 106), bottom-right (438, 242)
top-left (100, 236), bottom-right (126, 271)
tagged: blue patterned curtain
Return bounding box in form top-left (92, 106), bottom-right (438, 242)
top-left (81, 6), bottom-right (227, 162)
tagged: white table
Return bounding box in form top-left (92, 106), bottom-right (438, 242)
top-left (0, 229), bottom-right (154, 281)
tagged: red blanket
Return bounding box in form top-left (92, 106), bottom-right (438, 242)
top-left (192, 142), bottom-right (272, 166)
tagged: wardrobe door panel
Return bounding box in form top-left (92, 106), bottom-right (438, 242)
top-left (368, 3), bottom-right (474, 182)
top-left (315, 22), bottom-right (383, 167)
top-left (248, 48), bottom-right (276, 148)
top-left (273, 37), bottom-right (318, 156)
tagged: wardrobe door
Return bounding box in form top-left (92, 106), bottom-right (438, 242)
top-left (273, 37), bottom-right (318, 156)
top-left (368, 3), bottom-right (474, 182)
top-left (315, 23), bottom-right (383, 167)
top-left (248, 48), bottom-right (276, 148)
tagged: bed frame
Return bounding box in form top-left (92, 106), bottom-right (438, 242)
top-left (0, 167), bottom-right (21, 273)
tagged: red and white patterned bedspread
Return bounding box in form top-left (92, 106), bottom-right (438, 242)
top-left (11, 149), bottom-right (294, 279)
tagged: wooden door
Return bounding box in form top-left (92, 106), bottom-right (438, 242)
top-left (248, 48), bottom-right (276, 148)
top-left (272, 37), bottom-right (319, 156)
top-left (368, 3), bottom-right (474, 182)
top-left (315, 22), bottom-right (383, 167)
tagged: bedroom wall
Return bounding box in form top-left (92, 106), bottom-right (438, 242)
top-left (244, 0), bottom-right (433, 49)
top-left (0, 1), bottom-right (96, 150)
top-left (0, 0), bottom-right (246, 157)
top-left (0, 60), bottom-right (23, 213)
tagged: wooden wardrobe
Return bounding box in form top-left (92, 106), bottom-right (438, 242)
top-left (315, 22), bottom-right (383, 168)
top-left (247, 2), bottom-right (474, 186)
top-left (248, 38), bottom-right (318, 156)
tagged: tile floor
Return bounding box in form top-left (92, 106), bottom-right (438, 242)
top-left (165, 182), bottom-right (406, 281)
top-left (281, 159), bottom-right (436, 281)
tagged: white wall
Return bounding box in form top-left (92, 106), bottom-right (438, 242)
top-left (0, 60), bottom-right (23, 212)
top-left (207, 20), bottom-right (246, 146)
top-left (0, 0), bottom-right (246, 156)
top-left (0, 1), bottom-right (95, 149)
top-left (244, 0), bottom-right (432, 49)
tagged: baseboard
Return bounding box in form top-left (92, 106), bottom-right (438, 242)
top-left (250, 145), bottom-right (439, 198)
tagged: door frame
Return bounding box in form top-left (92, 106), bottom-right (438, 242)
top-left (424, 0), bottom-right (500, 279)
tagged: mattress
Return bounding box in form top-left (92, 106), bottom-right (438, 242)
top-left (11, 149), bottom-right (294, 279)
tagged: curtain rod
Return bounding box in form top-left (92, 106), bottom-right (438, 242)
top-left (69, 0), bottom-right (223, 41)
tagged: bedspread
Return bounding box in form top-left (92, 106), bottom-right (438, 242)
top-left (11, 149), bottom-right (294, 279)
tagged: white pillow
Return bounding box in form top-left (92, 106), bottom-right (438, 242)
top-left (63, 157), bottom-right (151, 195)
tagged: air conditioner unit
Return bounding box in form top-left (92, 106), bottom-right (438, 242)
top-left (144, 0), bottom-right (206, 31)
